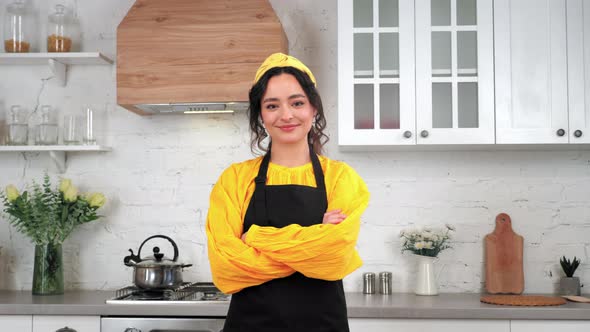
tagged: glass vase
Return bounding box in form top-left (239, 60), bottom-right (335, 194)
top-left (32, 243), bottom-right (64, 295)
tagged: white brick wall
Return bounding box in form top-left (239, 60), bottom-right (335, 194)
top-left (0, 0), bottom-right (588, 294)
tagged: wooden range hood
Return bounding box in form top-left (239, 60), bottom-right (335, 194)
top-left (117, 0), bottom-right (288, 115)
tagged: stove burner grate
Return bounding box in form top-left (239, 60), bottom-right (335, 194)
top-left (110, 282), bottom-right (230, 302)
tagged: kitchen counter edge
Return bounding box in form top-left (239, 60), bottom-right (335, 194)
top-left (0, 290), bottom-right (589, 320)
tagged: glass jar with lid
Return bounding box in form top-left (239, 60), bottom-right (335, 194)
top-left (47, 4), bottom-right (74, 52)
top-left (35, 105), bottom-right (58, 145)
top-left (3, 0), bottom-right (33, 53)
top-left (7, 105), bottom-right (29, 145)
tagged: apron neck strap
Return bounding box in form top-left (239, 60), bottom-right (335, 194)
top-left (254, 145), bottom-right (325, 191)
top-left (252, 145), bottom-right (326, 224)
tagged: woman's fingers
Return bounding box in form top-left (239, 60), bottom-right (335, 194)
top-left (323, 209), bottom-right (347, 224)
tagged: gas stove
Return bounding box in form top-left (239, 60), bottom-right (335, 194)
top-left (106, 282), bottom-right (230, 304)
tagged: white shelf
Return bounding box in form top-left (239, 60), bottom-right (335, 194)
top-left (0, 145), bottom-right (111, 173)
top-left (0, 52), bottom-right (113, 86)
top-left (0, 52), bottom-right (113, 65)
top-left (0, 145), bottom-right (111, 152)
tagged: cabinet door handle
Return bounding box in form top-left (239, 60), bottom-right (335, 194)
top-left (556, 128), bottom-right (566, 137)
top-left (124, 328), bottom-right (142, 332)
top-left (55, 327), bottom-right (77, 332)
top-left (403, 130), bottom-right (412, 138)
top-left (574, 130), bottom-right (583, 138)
top-left (420, 130), bottom-right (429, 138)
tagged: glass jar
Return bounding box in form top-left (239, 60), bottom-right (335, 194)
top-left (3, 0), bottom-right (32, 53)
top-left (47, 4), bottom-right (73, 52)
top-left (35, 105), bottom-right (58, 145)
top-left (7, 105), bottom-right (28, 145)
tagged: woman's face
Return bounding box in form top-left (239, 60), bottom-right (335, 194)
top-left (260, 73), bottom-right (316, 148)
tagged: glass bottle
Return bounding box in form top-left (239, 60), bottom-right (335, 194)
top-left (47, 4), bottom-right (73, 52)
top-left (3, 0), bottom-right (32, 53)
top-left (7, 105), bottom-right (28, 145)
top-left (35, 105), bottom-right (58, 145)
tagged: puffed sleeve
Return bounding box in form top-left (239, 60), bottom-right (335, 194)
top-left (206, 165), bottom-right (295, 294)
top-left (243, 161), bottom-right (369, 280)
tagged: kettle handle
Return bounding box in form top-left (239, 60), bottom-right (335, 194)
top-left (137, 235), bottom-right (180, 262)
top-left (124, 235), bottom-right (180, 266)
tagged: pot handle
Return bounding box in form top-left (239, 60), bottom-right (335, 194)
top-left (136, 234), bottom-right (180, 262)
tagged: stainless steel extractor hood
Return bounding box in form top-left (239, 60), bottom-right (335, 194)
top-left (133, 102), bottom-right (250, 115)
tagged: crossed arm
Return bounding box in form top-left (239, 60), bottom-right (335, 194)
top-left (206, 163), bottom-right (369, 294)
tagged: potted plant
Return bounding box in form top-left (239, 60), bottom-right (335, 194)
top-left (400, 224), bottom-right (455, 295)
top-left (1, 174), bottom-right (106, 295)
top-left (559, 256), bottom-right (582, 295)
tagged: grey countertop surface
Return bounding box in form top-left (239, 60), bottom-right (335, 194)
top-left (0, 290), bottom-right (589, 319)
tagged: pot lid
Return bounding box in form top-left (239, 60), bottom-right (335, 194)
top-left (135, 247), bottom-right (185, 267)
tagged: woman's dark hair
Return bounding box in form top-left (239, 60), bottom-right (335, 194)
top-left (248, 66), bottom-right (328, 155)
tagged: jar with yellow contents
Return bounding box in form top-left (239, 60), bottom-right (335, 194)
top-left (47, 4), bottom-right (74, 52)
top-left (3, 0), bottom-right (33, 52)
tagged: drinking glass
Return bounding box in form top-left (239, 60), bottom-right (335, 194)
top-left (63, 115), bottom-right (81, 145)
top-left (82, 106), bottom-right (96, 145)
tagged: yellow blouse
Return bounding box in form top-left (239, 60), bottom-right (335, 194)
top-left (206, 155), bottom-right (370, 294)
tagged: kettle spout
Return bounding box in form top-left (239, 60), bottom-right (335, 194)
top-left (123, 249), bottom-right (142, 266)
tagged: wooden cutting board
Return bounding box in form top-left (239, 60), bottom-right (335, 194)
top-left (485, 213), bottom-right (524, 294)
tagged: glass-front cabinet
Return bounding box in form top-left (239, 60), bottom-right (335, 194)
top-left (415, 0), bottom-right (493, 144)
top-left (338, 0), bottom-right (494, 146)
top-left (338, 0), bottom-right (415, 145)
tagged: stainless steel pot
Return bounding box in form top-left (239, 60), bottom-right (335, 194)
top-left (123, 235), bottom-right (192, 289)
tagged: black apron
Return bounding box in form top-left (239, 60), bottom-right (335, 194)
top-left (223, 147), bottom-right (349, 332)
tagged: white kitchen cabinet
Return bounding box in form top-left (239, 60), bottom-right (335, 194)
top-left (33, 315), bottom-right (100, 332)
top-left (494, 0), bottom-right (569, 144)
top-left (338, 0), bottom-right (416, 146)
top-left (415, 0), bottom-right (494, 144)
top-left (0, 315), bottom-right (33, 331)
top-left (348, 318), bottom-right (510, 332)
top-left (511, 320), bottom-right (590, 332)
top-left (566, 0), bottom-right (590, 144)
top-left (338, 0), bottom-right (494, 146)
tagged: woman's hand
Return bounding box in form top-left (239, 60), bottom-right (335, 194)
top-left (322, 209), bottom-right (347, 225)
top-left (241, 232), bottom-right (248, 242)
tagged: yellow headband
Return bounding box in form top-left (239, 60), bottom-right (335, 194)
top-left (253, 52), bottom-right (317, 86)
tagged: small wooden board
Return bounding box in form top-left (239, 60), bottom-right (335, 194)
top-left (481, 295), bottom-right (566, 306)
top-left (563, 295), bottom-right (590, 303)
top-left (484, 213), bottom-right (524, 294)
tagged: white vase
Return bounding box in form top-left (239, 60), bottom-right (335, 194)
top-left (414, 254), bottom-right (438, 296)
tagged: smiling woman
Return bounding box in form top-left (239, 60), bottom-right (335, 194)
top-left (259, 74), bottom-right (316, 156)
top-left (206, 53), bottom-right (370, 332)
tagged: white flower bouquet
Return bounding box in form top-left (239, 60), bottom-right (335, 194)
top-left (400, 224), bottom-right (455, 257)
